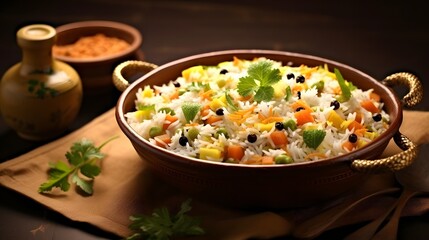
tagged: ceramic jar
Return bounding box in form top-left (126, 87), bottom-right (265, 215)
top-left (0, 24), bottom-right (83, 141)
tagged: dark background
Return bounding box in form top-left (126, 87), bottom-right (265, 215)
top-left (1, 0), bottom-right (428, 239)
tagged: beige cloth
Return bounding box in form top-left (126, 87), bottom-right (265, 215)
top-left (1, 109), bottom-right (429, 239)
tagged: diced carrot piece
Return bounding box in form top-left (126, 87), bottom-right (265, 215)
top-left (270, 131), bottom-right (288, 147)
top-left (370, 92), bottom-right (381, 102)
top-left (355, 111), bottom-right (363, 123)
top-left (291, 99), bottom-right (311, 111)
top-left (163, 115), bottom-right (178, 130)
top-left (294, 109), bottom-right (314, 125)
top-left (201, 104), bottom-right (211, 117)
top-left (347, 120), bottom-right (364, 131)
top-left (245, 155), bottom-right (262, 165)
top-left (292, 84), bottom-right (304, 93)
top-left (205, 115), bottom-right (223, 125)
top-left (155, 134), bottom-right (171, 148)
top-left (261, 117), bottom-right (284, 124)
top-left (200, 89), bottom-right (214, 101)
top-left (261, 156), bottom-right (274, 165)
top-left (361, 100), bottom-right (379, 113)
top-left (226, 145), bottom-right (245, 161)
top-left (354, 128), bottom-right (367, 137)
top-left (169, 90), bottom-right (179, 100)
top-left (342, 141), bottom-right (357, 151)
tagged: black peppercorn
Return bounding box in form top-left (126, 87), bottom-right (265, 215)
top-left (348, 133), bottom-right (358, 143)
top-left (286, 73), bottom-right (295, 80)
top-left (296, 75), bottom-right (305, 83)
top-left (247, 134), bottom-right (257, 143)
top-left (297, 91), bottom-right (301, 99)
top-left (330, 100), bottom-right (340, 110)
top-left (173, 82), bottom-right (181, 87)
top-left (220, 69), bottom-right (228, 74)
top-left (215, 108), bottom-right (224, 116)
top-left (179, 136), bottom-right (189, 146)
top-left (372, 113), bottom-right (382, 122)
top-left (275, 122), bottom-right (284, 130)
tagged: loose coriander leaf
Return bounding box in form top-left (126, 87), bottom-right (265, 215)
top-left (181, 102), bottom-right (201, 123)
top-left (66, 139), bottom-right (104, 166)
top-left (334, 68), bottom-right (352, 102)
top-left (237, 75), bottom-right (257, 96)
top-left (72, 172), bottom-right (94, 195)
top-left (126, 199), bottom-right (205, 240)
top-left (173, 215), bottom-right (205, 236)
top-left (39, 136), bottom-right (117, 195)
top-left (254, 85), bottom-right (274, 103)
top-left (38, 161), bottom-right (72, 192)
top-left (303, 129), bottom-right (326, 149)
top-left (176, 198), bottom-right (192, 216)
top-left (80, 163), bottom-right (101, 178)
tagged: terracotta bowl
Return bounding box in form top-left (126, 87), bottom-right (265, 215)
top-left (53, 20), bottom-right (143, 93)
top-left (114, 50), bottom-right (423, 209)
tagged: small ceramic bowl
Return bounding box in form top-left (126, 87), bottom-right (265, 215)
top-left (53, 20), bottom-right (143, 93)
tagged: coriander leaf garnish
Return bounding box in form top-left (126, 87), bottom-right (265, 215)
top-left (237, 75), bottom-right (258, 97)
top-left (334, 68), bottom-right (352, 102)
top-left (181, 102), bottom-right (201, 123)
top-left (237, 61), bottom-right (281, 102)
top-left (303, 129), bottom-right (326, 149)
top-left (254, 85), bottom-right (274, 103)
top-left (126, 199), bottom-right (205, 240)
top-left (38, 136), bottom-right (118, 195)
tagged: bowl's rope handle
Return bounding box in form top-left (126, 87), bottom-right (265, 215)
top-left (351, 132), bottom-right (418, 173)
top-left (112, 60), bottom-right (158, 92)
top-left (381, 72), bottom-right (423, 108)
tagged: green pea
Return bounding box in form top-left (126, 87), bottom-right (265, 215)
top-left (149, 126), bottom-right (163, 138)
top-left (187, 127), bottom-right (200, 141)
top-left (214, 128), bottom-right (229, 139)
top-left (284, 119), bottom-right (297, 131)
top-left (274, 154), bottom-right (294, 164)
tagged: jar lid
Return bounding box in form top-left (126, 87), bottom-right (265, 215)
top-left (17, 24), bottom-right (56, 48)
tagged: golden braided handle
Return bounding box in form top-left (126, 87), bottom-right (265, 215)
top-left (351, 72), bottom-right (423, 173)
top-left (351, 132), bottom-right (418, 173)
top-left (382, 72), bottom-right (423, 107)
top-left (112, 60), bottom-right (158, 92)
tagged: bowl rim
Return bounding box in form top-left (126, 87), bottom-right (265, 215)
top-left (116, 49), bottom-right (403, 169)
top-left (53, 20), bottom-right (142, 63)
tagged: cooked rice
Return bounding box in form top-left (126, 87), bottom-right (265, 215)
top-left (125, 57), bottom-right (390, 165)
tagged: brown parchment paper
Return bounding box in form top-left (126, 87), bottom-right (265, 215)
top-left (1, 108), bottom-right (429, 239)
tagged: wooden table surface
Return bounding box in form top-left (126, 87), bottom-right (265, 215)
top-left (1, 0), bottom-right (428, 239)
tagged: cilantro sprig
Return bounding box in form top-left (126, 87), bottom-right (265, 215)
top-left (38, 136), bottom-right (118, 195)
top-left (237, 61), bottom-right (281, 102)
top-left (126, 199), bottom-right (205, 240)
